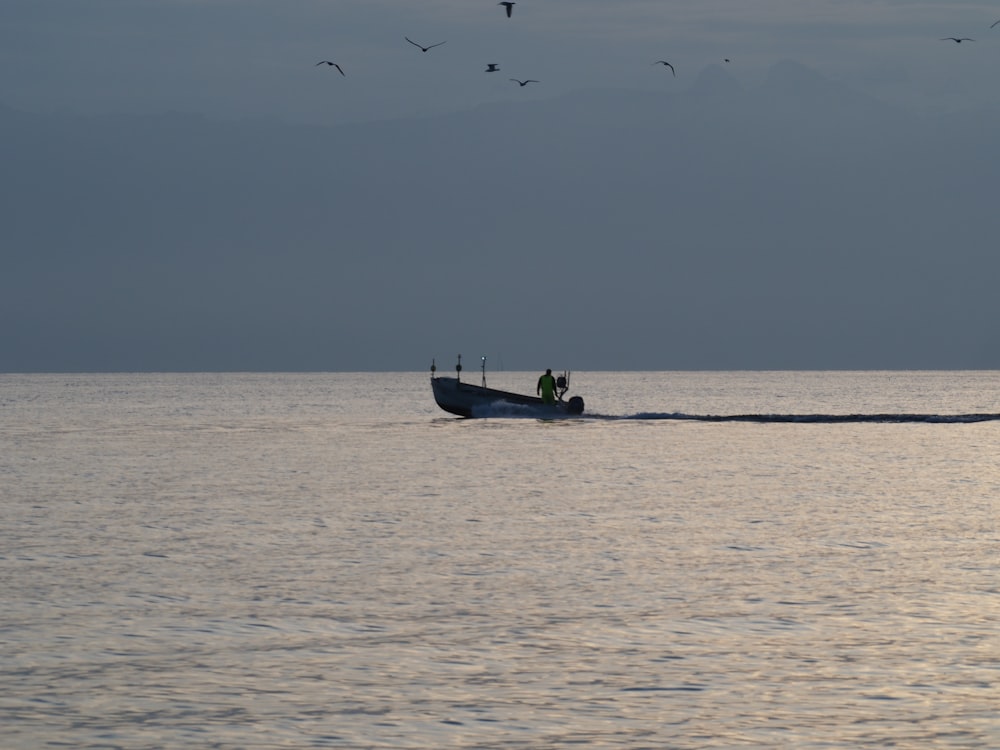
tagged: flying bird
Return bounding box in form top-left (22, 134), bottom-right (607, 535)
top-left (405, 37), bottom-right (446, 52)
top-left (652, 60), bottom-right (675, 76)
top-left (510, 78), bottom-right (539, 86)
top-left (724, 58), bottom-right (731, 63)
top-left (940, 37), bottom-right (974, 43)
top-left (315, 61), bottom-right (345, 76)
top-left (991, 20), bottom-right (1000, 28)
top-left (499, 2), bottom-right (515, 17)
top-left (485, 64), bottom-right (500, 72)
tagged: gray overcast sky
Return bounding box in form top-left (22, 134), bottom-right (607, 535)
top-left (3, 1), bottom-right (1000, 372)
top-left (3, 0), bottom-right (1000, 124)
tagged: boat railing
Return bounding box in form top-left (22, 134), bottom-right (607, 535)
top-left (431, 356), bottom-right (572, 401)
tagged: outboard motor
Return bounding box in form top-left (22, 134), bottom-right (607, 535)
top-left (567, 396), bottom-right (585, 415)
top-left (555, 371), bottom-right (571, 402)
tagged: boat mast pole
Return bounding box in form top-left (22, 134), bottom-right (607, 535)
top-left (481, 356), bottom-right (487, 388)
top-left (456, 354), bottom-right (462, 384)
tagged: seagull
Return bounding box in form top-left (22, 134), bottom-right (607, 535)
top-left (405, 37), bottom-right (446, 52)
top-left (940, 37), bottom-right (974, 43)
top-left (652, 60), bottom-right (675, 76)
top-left (485, 64), bottom-right (500, 72)
top-left (499, 2), bottom-right (515, 17)
top-left (315, 61), bottom-right (345, 76)
top-left (510, 78), bottom-right (539, 86)
top-left (724, 58), bottom-right (731, 63)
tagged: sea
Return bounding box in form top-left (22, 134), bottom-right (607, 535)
top-left (2, 370), bottom-right (999, 749)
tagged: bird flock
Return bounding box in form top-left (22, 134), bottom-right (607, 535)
top-left (315, 4), bottom-right (1000, 90)
top-left (313, 1), bottom-right (687, 87)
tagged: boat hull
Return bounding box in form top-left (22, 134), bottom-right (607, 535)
top-left (431, 376), bottom-right (583, 418)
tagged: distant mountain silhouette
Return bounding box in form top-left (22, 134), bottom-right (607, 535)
top-left (762, 59), bottom-right (836, 95)
top-left (757, 59), bottom-right (895, 117)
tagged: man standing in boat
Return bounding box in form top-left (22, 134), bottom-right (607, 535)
top-left (537, 368), bottom-right (558, 405)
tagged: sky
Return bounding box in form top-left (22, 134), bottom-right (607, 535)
top-left (4, 0), bottom-right (1000, 125)
top-left (3, 1), bottom-right (1000, 372)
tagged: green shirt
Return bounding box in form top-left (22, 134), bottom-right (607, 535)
top-left (538, 374), bottom-right (557, 402)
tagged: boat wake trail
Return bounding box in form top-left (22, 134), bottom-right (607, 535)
top-left (617, 412), bottom-right (1000, 424)
top-left (466, 403), bottom-right (1000, 423)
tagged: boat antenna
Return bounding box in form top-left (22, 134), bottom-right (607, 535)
top-left (456, 354), bottom-right (462, 383)
top-left (430, 358), bottom-right (436, 379)
top-left (481, 356), bottom-right (487, 388)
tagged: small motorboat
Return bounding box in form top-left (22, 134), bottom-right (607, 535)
top-left (430, 356), bottom-right (584, 418)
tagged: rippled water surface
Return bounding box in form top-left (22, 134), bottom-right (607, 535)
top-left (3, 371), bottom-right (999, 748)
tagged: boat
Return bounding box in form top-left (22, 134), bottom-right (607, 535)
top-left (430, 356), bottom-right (585, 418)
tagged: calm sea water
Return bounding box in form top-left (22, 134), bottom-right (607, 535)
top-left (3, 371), bottom-right (999, 749)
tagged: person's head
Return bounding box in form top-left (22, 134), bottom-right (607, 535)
top-left (545, 369), bottom-right (552, 375)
